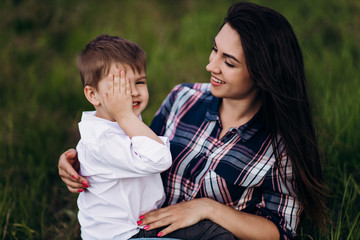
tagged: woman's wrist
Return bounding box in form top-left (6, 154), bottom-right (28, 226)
top-left (200, 197), bottom-right (280, 240)
top-left (198, 197), bottom-right (222, 222)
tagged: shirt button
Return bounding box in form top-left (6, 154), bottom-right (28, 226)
top-left (231, 128), bottom-right (237, 133)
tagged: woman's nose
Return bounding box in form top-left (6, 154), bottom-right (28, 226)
top-left (206, 54), bottom-right (220, 74)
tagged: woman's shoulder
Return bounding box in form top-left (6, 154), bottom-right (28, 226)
top-left (172, 82), bottom-right (211, 94)
top-left (167, 83), bottom-right (212, 102)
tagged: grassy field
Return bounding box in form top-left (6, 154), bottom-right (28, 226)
top-left (0, 0), bottom-right (359, 239)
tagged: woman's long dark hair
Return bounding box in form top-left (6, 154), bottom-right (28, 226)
top-left (224, 2), bottom-right (328, 230)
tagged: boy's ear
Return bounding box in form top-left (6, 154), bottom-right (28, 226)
top-left (84, 86), bottom-right (100, 106)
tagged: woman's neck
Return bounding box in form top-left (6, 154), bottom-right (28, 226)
top-left (219, 94), bottom-right (262, 129)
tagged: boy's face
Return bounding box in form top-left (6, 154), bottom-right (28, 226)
top-left (96, 63), bottom-right (149, 118)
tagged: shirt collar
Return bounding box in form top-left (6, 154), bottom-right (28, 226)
top-left (237, 110), bottom-right (263, 142)
top-left (204, 97), bottom-right (264, 142)
top-left (205, 96), bottom-right (221, 122)
top-left (81, 110), bottom-right (143, 128)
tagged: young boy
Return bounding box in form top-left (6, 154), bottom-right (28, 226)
top-left (75, 34), bottom-right (172, 239)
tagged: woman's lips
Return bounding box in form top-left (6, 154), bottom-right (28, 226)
top-left (210, 76), bottom-right (225, 86)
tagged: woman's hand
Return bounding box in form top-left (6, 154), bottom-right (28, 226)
top-left (139, 197), bottom-right (280, 239)
top-left (139, 198), bottom-right (215, 237)
top-left (58, 148), bottom-right (90, 193)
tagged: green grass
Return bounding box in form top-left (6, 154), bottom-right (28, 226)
top-left (0, 0), bottom-right (359, 239)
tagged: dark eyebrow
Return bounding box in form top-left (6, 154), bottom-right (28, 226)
top-left (213, 38), bottom-right (241, 63)
top-left (135, 76), bottom-right (147, 81)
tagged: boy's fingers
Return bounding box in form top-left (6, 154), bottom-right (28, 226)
top-left (114, 74), bottom-right (120, 93)
top-left (125, 78), bottom-right (131, 96)
top-left (104, 73), bottom-right (111, 94)
top-left (120, 70), bottom-right (126, 93)
top-left (109, 74), bottom-right (116, 95)
top-left (120, 70), bottom-right (126, 81)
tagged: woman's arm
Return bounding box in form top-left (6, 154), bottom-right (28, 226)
top-left (139, 197), bottom-right (279, 240)
top-left (58, 149), bottom-right (90, 193)
top-left (204, 198), bottom-right (280, 240)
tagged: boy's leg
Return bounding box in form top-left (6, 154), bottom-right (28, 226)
top-left (131, 220), bottom-right (236, 240)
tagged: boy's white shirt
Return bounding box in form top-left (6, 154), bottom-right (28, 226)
top-left (76, 111), bottom-right (172, 240)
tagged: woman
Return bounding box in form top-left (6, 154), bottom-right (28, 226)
top-left (59, 2), bottom-right (328, 239)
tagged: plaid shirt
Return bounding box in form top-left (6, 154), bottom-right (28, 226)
top-left (150, 83), bottom-right (301, 239)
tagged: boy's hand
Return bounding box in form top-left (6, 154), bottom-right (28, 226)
top-left (103, 69), bottom-right (134, 121)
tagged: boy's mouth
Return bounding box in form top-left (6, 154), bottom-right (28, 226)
top-left (132, 101), bottom-right (140, 108)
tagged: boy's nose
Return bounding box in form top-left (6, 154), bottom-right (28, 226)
top-left (131, 84), bottom-right (139, 96)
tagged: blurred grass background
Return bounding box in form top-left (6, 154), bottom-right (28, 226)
top-left (0, 0), bottom-right (359, 239)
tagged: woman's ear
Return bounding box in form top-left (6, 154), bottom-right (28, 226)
top-left (84, 86), bottom-right (100, 106)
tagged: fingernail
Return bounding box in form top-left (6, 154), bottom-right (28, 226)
top-left (157, 232), bottom-right (163, 237)
top-left (143, 225), bottom-right (149, 230)
top-left (137, 221), bottom-right (142, 225)
top-left (78, 189), bottom-right (83, 192)
top-left (73, 175), bottom-right (77, 180)
top-left (82, 181), bottom-right (88, 188)
top-left (139, 215), bottom-right (145, 219)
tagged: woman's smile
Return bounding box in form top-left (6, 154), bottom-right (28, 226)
top-left (210, 75), bottom-right (226, 86)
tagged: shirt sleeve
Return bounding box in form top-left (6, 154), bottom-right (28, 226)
top-left (79, 128), bottom-right (172, 179)
top-left (256, 154), bottom-right (302, 240)
top-left (104, 133), bottom-right (172, 178)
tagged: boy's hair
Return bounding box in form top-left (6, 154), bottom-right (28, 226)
top-left (77, 34), bottom-right (146, 88)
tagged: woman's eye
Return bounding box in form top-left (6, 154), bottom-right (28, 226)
top-left (212, 46), bottom-right (218, 52)
top-left (225, 62), bottom-right (235, 68)
top-left (136, 81), bottom-right (146, 85)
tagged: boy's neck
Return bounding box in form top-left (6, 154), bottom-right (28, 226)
top-left (95, 106), bottom-right (115, 122)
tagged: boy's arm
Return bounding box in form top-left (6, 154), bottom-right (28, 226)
top-left (103, 69), bottom-right (163, 144)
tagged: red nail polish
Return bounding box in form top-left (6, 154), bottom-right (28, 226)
top-left (144, 225), bottom-right (149, 230)
top-left (73, 175), bottom-right (77, 180)
top-left (137, 221), bottom-right (142, 225)
top-left (78, 189), bottom-right (83, 192)
top-left (139, 215), bottom-right (145, 219)
top-left (157, 232), bottom-right (163, 237)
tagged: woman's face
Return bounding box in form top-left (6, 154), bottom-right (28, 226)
top-left (206, 23), bottom-right (258, 101)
